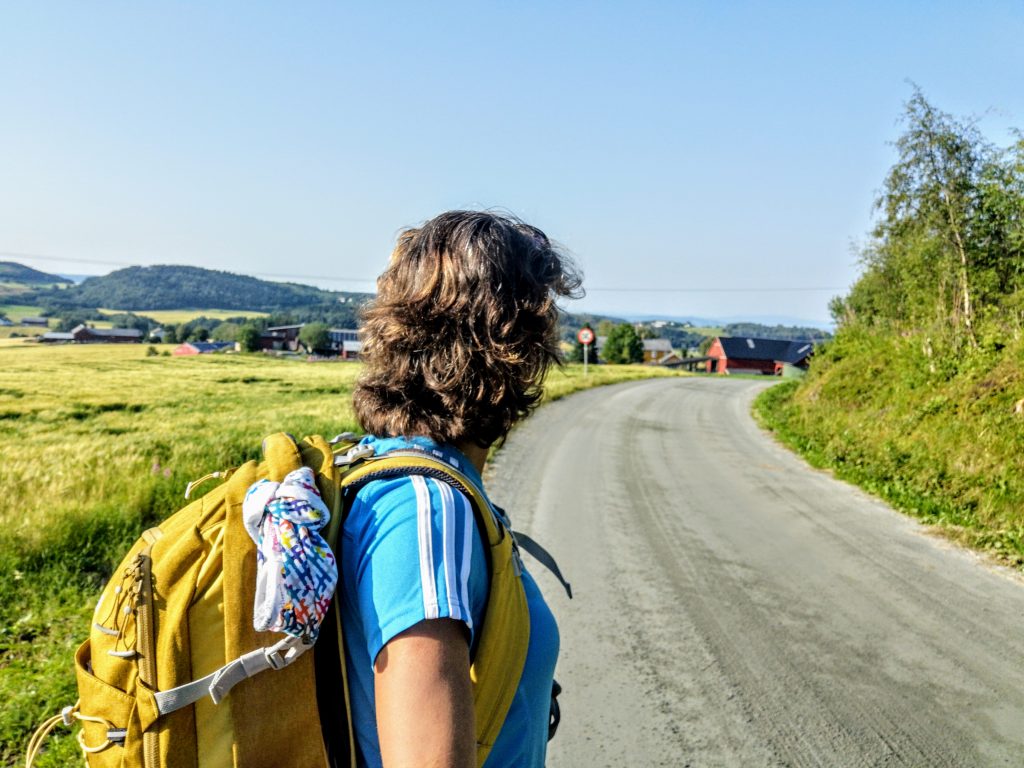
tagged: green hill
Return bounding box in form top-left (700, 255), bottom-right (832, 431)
top-left (29, 264), bottom-right (371, 313)
top-left (0, 261), bottom-right (71, 286)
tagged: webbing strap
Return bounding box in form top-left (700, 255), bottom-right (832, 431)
top-left (512, 531), bottom-right (573, 599)
top-left (152, 635), bottom-right (310, 716)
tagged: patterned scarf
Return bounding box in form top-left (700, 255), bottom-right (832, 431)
top-left (242, 467), bottom-right (337, 641)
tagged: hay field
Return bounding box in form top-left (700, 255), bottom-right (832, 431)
top-left (0, 344), bottom-right (681, 765)
top-left (98, 307), bottom-right (269, 323)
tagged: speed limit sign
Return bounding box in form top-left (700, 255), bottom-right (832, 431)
top-left (577, 328), bottom-right (595, 345)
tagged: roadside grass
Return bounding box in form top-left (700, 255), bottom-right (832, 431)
top-left (0, 346), bottom-right (680, 764)
top-left (753, 328), bottom-right (1024, 569)
top-left (99, 308), bottom-right (269, 324)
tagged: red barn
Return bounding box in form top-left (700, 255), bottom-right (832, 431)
top-left (706, 336), bottom-right (814, 375)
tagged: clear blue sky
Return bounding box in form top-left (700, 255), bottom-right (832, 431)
top-left (2, 1), bottom-right (1022, 325)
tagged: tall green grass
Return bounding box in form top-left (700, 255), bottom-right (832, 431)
top-left (754, 327), bottom-right (1024, 567)
top-left (0, 345), bottom-right (681, 765)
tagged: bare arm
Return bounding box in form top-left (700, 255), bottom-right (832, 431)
top-left (374, 618), bottom-right (475, 768)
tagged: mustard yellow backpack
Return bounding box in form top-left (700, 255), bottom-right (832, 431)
top-left (27, 432), bottom-right (558, 768)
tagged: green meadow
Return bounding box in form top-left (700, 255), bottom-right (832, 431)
top-left (0, 344), bottom-right (681, 765)
top-left (0, 304), bottom-right (46, 321)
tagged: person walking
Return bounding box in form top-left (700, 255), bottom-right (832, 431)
top-left (340, 210), bottom-right (581, 767)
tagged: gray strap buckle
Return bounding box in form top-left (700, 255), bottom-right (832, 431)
top-left (334, 443), bottom-right (375, 466)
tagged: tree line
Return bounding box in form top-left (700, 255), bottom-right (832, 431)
top-left (833, 88), bottom-right (1024, 355)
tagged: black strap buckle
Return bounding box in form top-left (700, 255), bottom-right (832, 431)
top-left (548, 680), bottom-right (562, 741)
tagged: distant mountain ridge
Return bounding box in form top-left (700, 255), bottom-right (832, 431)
top-left (29, 264), bottom-right (372, 312)
top-left (0, 261), bottom-right (71, 285)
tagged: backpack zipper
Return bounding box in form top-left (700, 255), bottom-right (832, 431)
top-left (132, 546), bottom-right (159, 768)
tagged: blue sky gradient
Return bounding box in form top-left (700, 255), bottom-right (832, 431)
top-left (2, 2), bottom-right (1022, 323)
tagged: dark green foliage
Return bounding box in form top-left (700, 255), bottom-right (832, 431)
top-left (299, 322), bottom-right (330, 353)
top-left (178, 317), bottom-right (220, 342)
top-left (53, 309), bottom-right (106, 331)
top-left (0, 261), bottom-right (71, 285)
top-left (237, 324), bottom-right (261, 352)
top-left (211, 322), bottom-right (240, 342)
top-left (722, 322), bottom-right (831, 342)
top-left (163, 325), bottom-right (179, 344)
top-left (104, 312), bottom-right (155, 333)
top-left (28, 264), bottom-right (371, 313)
top-left (603, 323), bottom-right (643, 364)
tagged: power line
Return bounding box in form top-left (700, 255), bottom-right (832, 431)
top-left (1, 249), bottom-right (847, 294)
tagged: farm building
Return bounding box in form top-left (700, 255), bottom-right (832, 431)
top-left (642, 338), bottom-right (674, 363)
top-left (705, 336), bottom-right (814, 375)
top-left (173, 341), bottom-right (235, 355)
top-left (40, 324), bottom-right (142, 344)
top-left (328, 328), bottom-right (363, 358)
top-left (259, 324), bottom-right (303, 352)
top-left (21, 317), bottom-right (50, 327)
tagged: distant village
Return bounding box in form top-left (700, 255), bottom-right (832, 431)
top-left (3, 313), bottom-right (818, 377)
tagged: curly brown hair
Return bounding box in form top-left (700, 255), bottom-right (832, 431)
top-left (353, 211), bottom-right (583, 448)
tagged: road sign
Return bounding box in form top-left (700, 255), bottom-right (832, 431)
top-left (577, 328), bottom-right (595, 345)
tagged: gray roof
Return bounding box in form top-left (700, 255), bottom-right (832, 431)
top-left (642, 338), bottom-right (673, 352)
top-left (88, 327), bottom-right (143, 337)
top-left (41, 332), bottom-right (74, 341)
top-left (184, 341), bottom-right (234, 353)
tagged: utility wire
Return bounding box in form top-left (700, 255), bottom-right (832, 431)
top-left (1, 250), bottom-right (847, 294)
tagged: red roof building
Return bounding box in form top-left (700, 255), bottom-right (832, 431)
top-left (706, 336), bottom-right (814, 375)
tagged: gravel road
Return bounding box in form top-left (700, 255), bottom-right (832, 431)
top-left (486, 377), bottom-right (1024, 767)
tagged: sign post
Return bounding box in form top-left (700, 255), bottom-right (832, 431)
top-left (577, 327), bottom-right (595, 377)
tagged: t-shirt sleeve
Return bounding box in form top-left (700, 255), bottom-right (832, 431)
top-left (343, 474), bottom-right (484, 666)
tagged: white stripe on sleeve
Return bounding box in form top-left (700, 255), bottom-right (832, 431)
top-left (458, 491), bottom-right (474, 634)
top-left (412, 475), bottom-right (439, 619)
top-left (432, 479), bottom-right (462, 622)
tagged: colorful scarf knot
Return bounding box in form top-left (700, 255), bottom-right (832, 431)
top-left (242, 467), bottom-right (337, 641)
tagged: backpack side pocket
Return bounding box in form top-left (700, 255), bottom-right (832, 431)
top-left (74, 639), bottom-right (142, 767)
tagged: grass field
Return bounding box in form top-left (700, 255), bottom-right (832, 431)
top-left (0, 344), bottom-right (681, 765)
top-left (0, 328), bottom-right (46, 341)
top-left (0, 304), bottom-right (46, 321)
top-left (98, 308), bottom-right (269, 323)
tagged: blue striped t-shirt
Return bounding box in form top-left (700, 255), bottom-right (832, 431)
top-left (339, 435), bottom-right (559, 767)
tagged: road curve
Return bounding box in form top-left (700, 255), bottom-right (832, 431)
top-left (486, 377), bottom-right (1024, 767)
